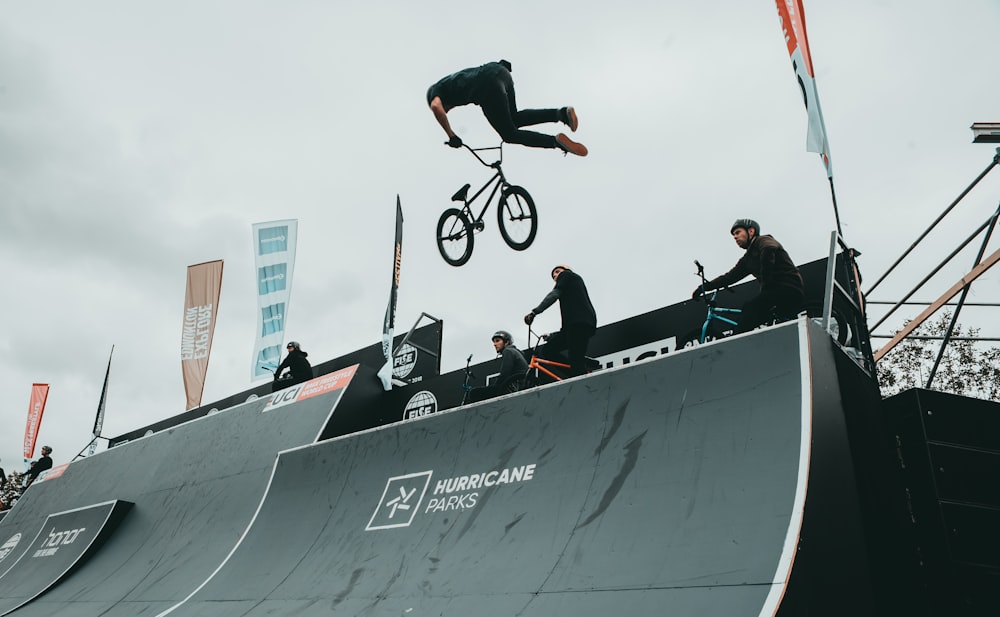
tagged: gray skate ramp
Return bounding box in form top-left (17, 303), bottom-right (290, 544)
top-left (1, 366), bottom-right (360, 617)
top-left (159, 322), bottom-right (813, 617)
top-left (0, 500), bottom-right (131, 615)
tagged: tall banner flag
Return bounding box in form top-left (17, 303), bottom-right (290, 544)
top-left (377, 197), bottom-right (404, 391)
top-left (181, 260), bottom-right (224, 410)
top-left (251, 219), bottom-right (298, 381)
top-left (23, 383), bottom-right (50, 463)
top-left (775, 0), bottom-right (833, 178)
top-left (89, 346), bottom-right (114, 457)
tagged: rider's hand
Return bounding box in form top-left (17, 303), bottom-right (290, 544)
top-left (691, 287), bottom-right (704, 300)
top-left (446, 135), bottom-right (463, 148)
top-left (524, 311), bottom-right (535, 325)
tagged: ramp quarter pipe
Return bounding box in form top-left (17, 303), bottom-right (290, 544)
top-left (159, 321), bottom-right (814, 616)
top-left (1, 366), bottom-right (359, 617)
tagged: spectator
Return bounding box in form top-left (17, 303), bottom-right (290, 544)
top-left (24, 445), bottom-right (53, 488)
top-left (466, 330), bottom-right (528, 403)
top-left (273, 341), bottom-right (313, 392)
top-left (524, 265), bottom-right (598, 377)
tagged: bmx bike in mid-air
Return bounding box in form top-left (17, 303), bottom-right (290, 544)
top-left (436, 143), bottom-right (537, 267)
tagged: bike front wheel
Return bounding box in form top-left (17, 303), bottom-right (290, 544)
top-left (497, 185), bottom-right (537, 251)
top-left (437, 208), bottom-right (475, 266)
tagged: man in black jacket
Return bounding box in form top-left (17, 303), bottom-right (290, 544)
top-left (24, 445), bottom-right (53, 488)
top-left (427, 60), bottom-right (588, 156)
top-left (274, 341), bottom-right (313, 391)
top-left (525, 265), bottom-right (598, 377)
top-left (693, 218), bottom-right (804, 334)
top-left (467, 330), bottom-right (529, 403)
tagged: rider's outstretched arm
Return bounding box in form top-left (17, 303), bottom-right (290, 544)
top-left (429, 96), bottom-right (457, 139)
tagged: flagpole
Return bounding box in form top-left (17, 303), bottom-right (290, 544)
top-left (828, 175), bottom-right (844, 239)
top-left (88, 345), bottom-right (115, 457)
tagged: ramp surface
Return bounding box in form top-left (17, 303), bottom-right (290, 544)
top-left (0, 500), bottom-right (131, 615)
top-left (1, 366), bottom-right (358, 617)
top-left (159, 322), bottom-right (813, 616)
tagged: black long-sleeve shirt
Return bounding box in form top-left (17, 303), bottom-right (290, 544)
top-left (704, 235), bottom-right (803, 294)
top-left (277, 350), bottom-right (313, 381)
top-left (532, 269), bottom-right (597, 328)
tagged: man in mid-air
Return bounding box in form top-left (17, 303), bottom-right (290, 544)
top-left (427, 59), bottom-right (587, 156)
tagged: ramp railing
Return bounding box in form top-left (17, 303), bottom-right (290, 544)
top-left (821, 230), bottom-right (875, 373)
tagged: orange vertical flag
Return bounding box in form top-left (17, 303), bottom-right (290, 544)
top-left (23, 383), bottom-right (50, 460)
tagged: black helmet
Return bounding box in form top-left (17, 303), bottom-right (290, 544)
top-left (730, 218), bottom-right (760, 235)
top-left (491, 330), bottom-right (512, 345)
top-left (286, 341), bottom-right (301, 351)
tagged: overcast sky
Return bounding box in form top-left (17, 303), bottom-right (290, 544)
top-left (2, 1), bottom-right (999, 470)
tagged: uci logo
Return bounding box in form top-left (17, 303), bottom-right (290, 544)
top-left (264, 384), bottom-right (304, 411)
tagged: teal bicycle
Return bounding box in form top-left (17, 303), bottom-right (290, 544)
top-left (678, 260), bottom-right (742, 348)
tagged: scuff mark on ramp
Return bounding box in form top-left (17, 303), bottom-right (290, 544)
top-left (577, 431), bottom-right (647, 529)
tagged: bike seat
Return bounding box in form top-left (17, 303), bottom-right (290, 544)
top-left (451, 183), bottom-right (471, 203)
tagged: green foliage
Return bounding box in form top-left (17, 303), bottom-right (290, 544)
top-left (877, 312), bottom-right (1000, 400)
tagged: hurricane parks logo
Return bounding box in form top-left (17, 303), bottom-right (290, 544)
top-left (365, 463), bottom-right (537, 531)
top-left (0, 533), bottom-right (22, 563)
top-left (403, 390), bottom-right (437, 420)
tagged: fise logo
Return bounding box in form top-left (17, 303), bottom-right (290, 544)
top-left (366, 471), bottom-right (433, 531)
top-left (393, 343), bottom-right (417, 379)
top-left (403, 391), bottom-right (437, 420)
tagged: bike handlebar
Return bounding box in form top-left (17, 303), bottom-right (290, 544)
top-left (463, 143), bottom-right (503, 168)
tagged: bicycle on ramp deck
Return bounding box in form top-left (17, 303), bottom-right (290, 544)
top-left (677, 259), bottom-right (742, 348)
top-left (436, 144), bottom-right (538, 267)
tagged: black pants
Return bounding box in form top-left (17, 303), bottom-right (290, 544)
top-left (272, 373), bottom-right (311, 392)
top-left (735, 288), bottom-right (804, 334)
top-left (477, 71), bottom-right (561, 149)
top-left (542, 323), bottom-right (595, 377)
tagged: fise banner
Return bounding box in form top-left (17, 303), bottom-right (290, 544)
top-left (251, 220), bottom-right (298, 381)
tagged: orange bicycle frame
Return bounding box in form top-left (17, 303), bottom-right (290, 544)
top-left (526, 354), bottom-right (571, 382)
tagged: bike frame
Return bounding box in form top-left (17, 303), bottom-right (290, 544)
top-left (460, 354), bottom-right (475, 405)
top-left (528, 355), bottom-right (572, 383)
top-left (524, 327), bottom-right (572, 383)
top-left (693, 259), bottom-right (742, 343)
top-left (699, 292), bottom-right (741, 342)
top-left (457, 145), bottom-right (509, 224)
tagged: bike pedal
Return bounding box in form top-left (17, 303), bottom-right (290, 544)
top-left (474, 221), bottom-right (485, 232)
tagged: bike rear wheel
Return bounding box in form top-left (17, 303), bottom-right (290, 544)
top-left (497, 185), bottom-right (537, 251)
top-left (436, 208), bottom-right (475, 266)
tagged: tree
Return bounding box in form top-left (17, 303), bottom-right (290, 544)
top-left (876, 311), bottom-right (1000, 400)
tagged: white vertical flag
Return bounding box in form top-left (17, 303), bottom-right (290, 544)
top-left (251, 220), bottom-right (298, 381)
